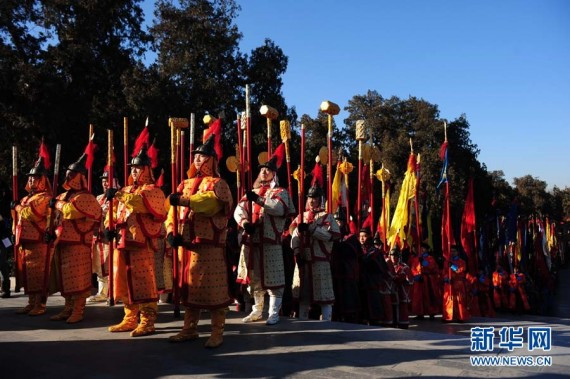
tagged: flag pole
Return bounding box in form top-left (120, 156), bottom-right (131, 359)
top-left (123, 117), bottom-right (128, 187)
top-left (88, 124), bottom-right (94, 192)
top-left (355, 120), bottom-right (366, 229)
top-left (107, 130), bottom-right (115, 306)
top-left (320, 101), bottom-right (339, 214)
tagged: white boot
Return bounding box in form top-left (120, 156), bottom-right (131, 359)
top-left (266, 297), bottom-right (282, 325)
top-left (298, 302), bottom-right (310, 320)
top-left (321, 304), bottom-right (332, 321)
top-left (242, 293), bottom-right (264, 323)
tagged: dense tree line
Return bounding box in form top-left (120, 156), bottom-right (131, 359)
top-left (2, 0), bottom-right (569, 236)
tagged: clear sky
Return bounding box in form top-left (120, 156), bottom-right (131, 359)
top-left (141, 0), bottom-right (570, 189)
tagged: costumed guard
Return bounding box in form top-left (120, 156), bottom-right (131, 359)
top-left (358, 228), bottom-right (391, 325)
top-left (12, 157), bottom-right (52, 315)
top-left (290, 167), bottom-right (339, 321)
top-left (330, 207), bottom-right (360, 322)
top-left (390, 246), bottom-right (413, 329)
top-left (492, 264), bottom-right (509, 310)
top-left (442, 246), bottom-right (470, 322)
top-left (476, 269), bottom-right (495, 317)
top-left (508, 266), bottom-right (530, 312)
top-left (234, 144), bottom-right (296, 325)
top-left (88, 170), bottom-right (117, 302)
top-left (465, 272), bottom-right (482, 317)
top-left (49, 154), bottom-right (101, 323)
top-left (166, 132), bottom-right (234, 348)
top-left (409, 243), bottom-right (441, 319)
top-left (106, 145), bottom-right (166, 337)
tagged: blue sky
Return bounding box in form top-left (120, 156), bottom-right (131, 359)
top-left (141, 0), bottom-right (570, 189)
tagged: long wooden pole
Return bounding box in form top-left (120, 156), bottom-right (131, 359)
top-left (299, 123), bottom-right (306, 258)
top-left (107, 130), bottom-right (115, 306)
top-left (246, 86), bottom-right (252, 192)
top-left (170, 124), bottom-right (180, 318)
top-left (327, 114), bottom-right (333, 214)
top-left (180, 129), bottom-right (185, 182)
top-left (381, 166), bottom-right (387, 250)
top-left (236, 114), bottom-right (243, 199)
top-left (123, 117), bottom-right (128, 187)
top-left (88, 124), bottom-right (94, 192)
top-left (42, 144), bottom-right (60, 300)
top-left (12, 146), bottom-right (20, 291)
top-left (189, 113), bottom-right (195, 169)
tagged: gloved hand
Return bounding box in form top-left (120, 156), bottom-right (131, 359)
top-left (243, 222), bottom-right (256, 235)
top-left (516, 275), bottom-right (522, 282)
top-left (105, 188), bottom-right (118, 201)
top-left (169, 193), bottom-right (181, 206)
top-left (49, 198), bottom-right (57, 209)
top-left (297, 222), bottom-right (309, 233)
top-left (10, 200), bottom-right (17, 210)
top-left (166, 232), bottom-right (183, 247)
top-left (44, 231), bottom-right (56, 244)
top-left (246, 190), bottom-right (260, 203)
top-left (479, 275), bottom-right (485, 283)
top-left (413, 274), bottom-right (423, 282)
top-left (421, 259), bottom-right (429, 267)
top-left (103, 228), bottom-right (117, 241)
top-left (450, 264), bottom-right (458, 272)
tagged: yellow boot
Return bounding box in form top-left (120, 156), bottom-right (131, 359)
top-left (131, 303), bottom-right (157, 337)
top-left (204, 308), bottom-right (227, 348)
top-left (66, 296), bottom-right (87, 324)
top-left (50, 297), bottom-right (73, 321)
top-left (169, 308), bottom-right (200, 343)
top-left (16, 295), bottom-right (35, 314)
top-left (108, 303), bottom-right (139, 332)
top-left (28, 295), bottom-right (47, 316)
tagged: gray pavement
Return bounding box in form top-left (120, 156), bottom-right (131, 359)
top-left (1, 287), bottom-right (569, 378)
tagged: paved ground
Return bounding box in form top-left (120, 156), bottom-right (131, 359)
top-left (1, 287), bottom-right (569, 378)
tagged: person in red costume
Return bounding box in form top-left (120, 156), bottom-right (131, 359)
top-left (508, 266), bottom-right (530, 312)
top-left (442, 246), bottom-right (470, 322)
top-left (409, 243), bottom-right (441, 319)
top-left (492, 264), bottom-right (509, 310)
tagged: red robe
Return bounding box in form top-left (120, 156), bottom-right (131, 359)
top-left (477, 274), bottom-right (495, 318)
top-left (508, 273), bottom-right (530, 311)
top-left (442, 257), bottom-right (470, 322)
top-left (492, 269), bottom-right (509, 309)
top-left (393, 261), bottom-right (413, 327)
top-left (409, 253), bottom-right (441, 316)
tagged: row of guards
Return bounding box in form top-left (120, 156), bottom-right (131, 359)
top-left (9, 83), bottom-right (494, 336)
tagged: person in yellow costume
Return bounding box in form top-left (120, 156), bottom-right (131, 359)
top-left (49, 154), bottom-right (101, 323)
top-left (106, 145), bottom-right (166, 337)
top-left (166, 132), bottom-right (233, 348)
top-left (12, 157), bottom-right (52, 315)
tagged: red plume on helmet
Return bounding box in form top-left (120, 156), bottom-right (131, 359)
top-left (203, 118), bottom-right (223, 160)
top-left (147, 138), bottom-right (159, 169)
top-left (311, 160), bottom-right (324, 188)
top-left (259, 143), bottom-right (285, 172)
top-left (39, 138), bottom-right (51, 169)
top-left (132, 126), bottom-right (150, 158)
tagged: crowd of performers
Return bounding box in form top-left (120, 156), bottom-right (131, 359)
top-left (0, 120), bottom-right (563, 349)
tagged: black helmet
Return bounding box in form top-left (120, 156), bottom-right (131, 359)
top-left (26, 157), bottom-right (48, 177)
top-left (307, 185), bottom-right (323, 198)
top-left (66, 153), bottom-right (88, 176)
top-left (192, 134), bottom-right (217, 159)
top-left (259, 155), bottom-right (278, 172)
top-left (129, 144), bottom-right (151, 167)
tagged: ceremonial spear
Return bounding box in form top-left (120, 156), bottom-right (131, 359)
top-left (375, 164), bottom-right (391, 250)
top-left (123, 117), bottom-right (128, 187)
top-left (107, 130), bottom-right (115, 306)
top-left (169, 117), bottom-right (189, 318)
top-left (88, 124), bottom-right (94, 192)
top-left (260, 105), bottom-right (278, 157)
top-left (280, 120), bottom-right (293, 201)
top-left (11, 146), bottom-right (20, 291)
top-left (320, 101), bottom-right (340, 213)
top-left (189, 113), bottom-right (195, 168)
top-left (42, 144), bottom-right (61, 300)
top-left (355, 120), bottom-right (366, 229)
